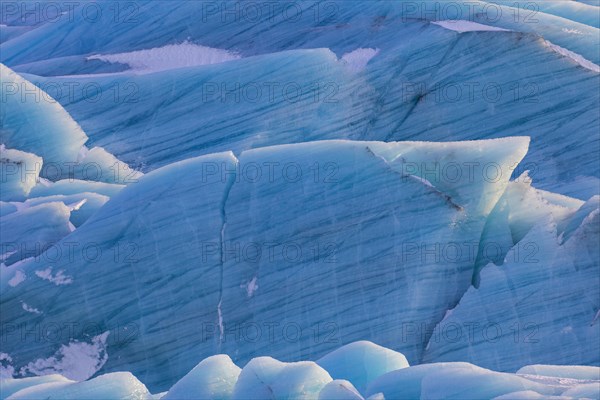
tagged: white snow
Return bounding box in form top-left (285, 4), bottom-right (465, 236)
top-left (21, 301), bottom-right (42, 314)
top-left (19, 332), bottom-right (110, 381)
top-left (8, 270), bottom-right (26, 287)
top-left (544, 40), bottom-right (600, 73)
top-left (431, 20), bottom-right (511, 33)
top-left (87, 41), bottom-right (241, 74)
top-left (0, 353), bottom-right (15, 379)
top-left (35, 268), bottom-right (73, 285)
top-left (243, 277), bottom-right (259, 298)
top-left (341, 48), bottom-right (380, 72)
top-left (562, 28), bottom-right (585, 35)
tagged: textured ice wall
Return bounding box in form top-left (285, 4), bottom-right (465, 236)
top-left (0, 138), bottom-right (533, 391)
top-left (0, 66), bottom-right (141, 183)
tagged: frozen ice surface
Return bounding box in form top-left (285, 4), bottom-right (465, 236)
top-left (0, 151), bottom-right (237, 390)
top-left (0, 147), bottom-right (42, 202)
top-left (562, 382), bottom-right (600, 399)
top-left (162, 355), bottom-right (241, 400)
top-left (0, 202), bottom-right (17, 217)
top-left (0, 138), bottom-right (540, 391)
top-left (0, 66), bottom-right (140, 183)
top-left (1, 348), bottom-right (598, 399)
top-left (29, 179), bottom-right (125, 198)
top-left (22, 29), bottom-right (599, 198)
top-left (518, 365), bottom-right (600, 381)
top-left (0, 202), bottom-right (72, 266)
top-left (317, 341), bottom-right (409, 394)
top-left (0, 375), bottom-right (74, 400)
top-left (26, 49), bottom-right (369, 171)
top-left (0, 65), bottom-right (86, 171)
top-left (318, 380), bottom-right (364, 400)
top-left (423, 201), bottom-right (600, 371)
top-left (72, 146), bottom-right (143, 185)
top-left (1, 1), bottom-right (599, 396)
top-left (366, 362), bottom-right (554, 400)
top-left (231, 357), bottom-right (332, 400)
top-left (22, 192), bottom-right (110, 227)
top-left (5, 372), bottom-right (150, 400)
top-left (2, 1), bottom-right (597, 66)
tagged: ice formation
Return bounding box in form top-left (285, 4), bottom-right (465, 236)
top-left (1, 1), bottom-right (599, 398)
top-left (1, 135), bottom-right (598, 394)
top-left (0, 344), bottom-right (598, 399)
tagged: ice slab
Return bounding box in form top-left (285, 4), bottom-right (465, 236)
top-left (0, 65), bottom-right (86, 170)
top-left (6, 372), bottom-right (150, 400)
top-left (317, 341), bottom-right (409, 394)
top-left (0, 147), bottom-right (42, 201)
top-left (366, 362), bottom-right (554, 400)
top-left (423, 202), bottom-right (600, 371)
top-left (162, 355), bottom-right (241, 400)
top-left (231, 357), bottom-right (332, 400)
top-left (0, 202), bottom-right (72, 266)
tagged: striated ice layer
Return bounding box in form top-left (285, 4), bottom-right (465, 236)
top-left (0, 66), bottom-right (141, 184)
top-left (218, 138), bottom-right (527, 368)
top-left (2, 1), bottom-right (597, 68)
top-left (471, 174), bottom-right (585, 285)
top-left (25, 49), bottom-right (369, 171)
top-left (21, 27), bottom-right (599, 198)
top-left (422, 196), bottom-right (600, 371)
top-left (0, 138), bottom-right (533, 391)
top-left (0, 151), bottom-right (236, 390)
top-left (0, 202), bottom-right (72, 267)
top-left (0, 65), bottom-right (87, 170)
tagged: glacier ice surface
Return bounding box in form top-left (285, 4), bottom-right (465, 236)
top-left (162, 355), bottom-right (241, 400)
top-left (317, 341), bottom-right (409, 395)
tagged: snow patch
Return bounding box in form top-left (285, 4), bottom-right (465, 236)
top-left (19, 332), bottom-right (110, 381)
top-left (87, 41), bottom-right (241, 74)
top-left (35, 267), bottom-right (73, 285)
top-left (432, 20), bottom-right (511, 33)
top-left (8, 270), bottom-right (26, 287)
top-left (241, 277), bottom-right (259, 298)
top-left (544, 40), bottom-right (600, 73)
top-left (562, 28), bottom-right (585, 35)
top-left (0, 353), bottom-right (15, 379)
top-left (21, 301), bottom-right (42, 314)
top-left (340, 48), bottom-right (380, 72)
